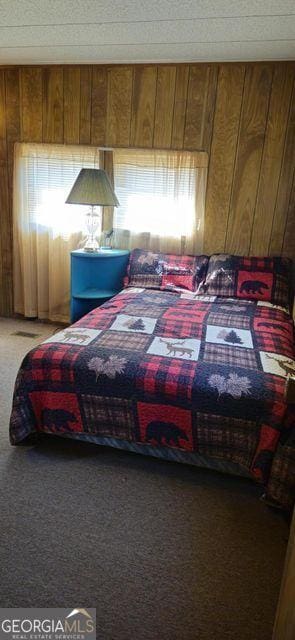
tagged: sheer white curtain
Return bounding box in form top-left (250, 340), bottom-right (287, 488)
top-left (112, 149), bottom-right (208, 255)
top-left (13, 143), bottom-right (100, 323)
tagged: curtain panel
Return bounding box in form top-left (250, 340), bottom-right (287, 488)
top-left (13, 143), bottom-right (100, 323)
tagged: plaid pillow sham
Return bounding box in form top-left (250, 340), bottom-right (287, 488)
top-left (124, 249), bottom-right (209, 292)
top-left (202, 254), bottom-right (292, 308)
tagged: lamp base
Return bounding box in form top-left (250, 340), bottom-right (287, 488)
top-left (83, 238), bottom-right (100, 252)
top-left (83, 207), bottom-right (101, 252)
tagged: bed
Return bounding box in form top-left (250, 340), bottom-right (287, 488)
top-left (10, 251), bottom-right (295, 510)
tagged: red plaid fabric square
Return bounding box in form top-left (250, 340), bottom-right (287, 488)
top-left (193, 412), bottom-right (258, 466)
top-left (162, 305), bottom-right (207, 323)
top-left (265, 442), bottom-right (295, 509)
top-left (204, 269), bottom-right (236, 296)
top-left (175, 299), bottom-right (209, 313)
top-left (97, 330), bottom-right (150, 351)
top-left (155, 305), bottom-right (206, 339)
top-left (9, 389), bottom-right (36, 443)
top-left (75, 310), bottom-right (115, 330)
top-left (251, 422), bottom-right (284, 483)
top-left (123, 303), bottom-right (162, 318)
top-left (254, 313), bottom-right (294, 355)
top-left (163, 253), bottom-right (194, 268)
top-left (129, 274), bottom-right (162, 288)
top-left (101, 297), bottom-right (131, 312)
top-left (241, 257), bottom-right (272, 270)
top-left (28, 344), bottom-right (80, 384)
top-left (273, 275), bottom-right (290, 308)
top-left (203, 343), bottom-right (258, 369)
top-left (264, 373), bottom-right (286, 400)
top-left (81, 395), bottom-right (134, 438)
top-left (136, 355), bottom-right (197, 401)
top-left (155, 317), bottom-right (203, 339)
top-left (208, 311), bottom-right (250, 329)
top-left (254, 307), bottom-right (292, 323)
top-left (255, 332), bottom-right (294, 358)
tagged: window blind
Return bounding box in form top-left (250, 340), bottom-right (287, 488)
top-left (113, 148), bottom-right (206, 240)
top-left (17, 143), bottom-right (101, 240)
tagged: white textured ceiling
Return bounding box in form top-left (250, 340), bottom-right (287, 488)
top-left (0, 0), bottom-right (294, 64)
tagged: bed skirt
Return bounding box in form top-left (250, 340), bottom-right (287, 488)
top-left (49, 431), bottom-right (252, 479)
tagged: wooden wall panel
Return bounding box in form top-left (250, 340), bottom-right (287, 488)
top-left (4, 67), bottom-right (20, 251)
top-left (0, 70), bottom-right (12, 315)
top-left (20, 67), bottom-right (43, 142)
top-left (4, 68), bottom-right (20, 316)
top-left (269, 79), bottom-right (295, 255)
top-left (184, 65), bottom-right (209, 150)
top-left (282, 172), bottom-right (295, 259)
top-left (202, 66), bottom-right (219, 153)
top-left (91, 66), bottom-right (107, 146)
top-left (0, 70), bottom-right (7, 164)
top-left (184, 65), bottom-right (217, 152)
top-left (5, 68), bottom-right (21, 166)
top-left (130, 66), bottom-right (157, 147)
top-left (106, 66), bottom-right (133, 147)
top-left (154, 66), bottom-right (176, 148)
top-left (42, 67), bottom-right (63, 144)
top-left (204, 64), bottom-right (245, 254)
top-left (171, 66), bottom-right (189, 149)
top-left (225, 64), bottom-right (273, 254)
top-left (63, 67), bottom-right (80, 144)
top-left (250, 65), bottom-right (294, 255)
top-left (79, 66), bottom-right (92, 145)
top-left (0, 61), bottom-right (294, 316)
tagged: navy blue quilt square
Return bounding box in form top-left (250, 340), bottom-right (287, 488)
top-left (191, 362), bottom-right (268, 422)
top-left (74, 346), bottom-right (142, 398)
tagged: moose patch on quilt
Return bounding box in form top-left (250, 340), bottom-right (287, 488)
top-left (9, 286), bottom-right (295, 508)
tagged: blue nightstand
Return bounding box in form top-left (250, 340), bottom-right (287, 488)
top-left (70, 249), bottom-right (130, 323)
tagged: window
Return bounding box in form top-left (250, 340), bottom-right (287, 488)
top-left (113, 148), bottom-right (208, 254)
top-left (18, 143), bottom-right (101, 239)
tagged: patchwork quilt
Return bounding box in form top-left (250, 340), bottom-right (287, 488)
top-left (10, 288), bottom-right (295, 509)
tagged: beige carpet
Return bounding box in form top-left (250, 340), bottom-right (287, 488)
top-left (0, 316), bottom-right (290, 640)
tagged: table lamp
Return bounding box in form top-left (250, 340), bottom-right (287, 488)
top-left (66, 168), bottom-right (119, 252)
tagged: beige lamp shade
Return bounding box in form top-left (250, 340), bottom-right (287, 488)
top-left (66, 168), bottom-right (119, 206)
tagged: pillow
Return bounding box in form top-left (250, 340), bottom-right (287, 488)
top-left (124, 249), bottom-right (209, 292)
top-left (202, 254), bottom-right (292, 308)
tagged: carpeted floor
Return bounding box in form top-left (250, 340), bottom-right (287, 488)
top-left (0, 317), bottom-right (290, 640)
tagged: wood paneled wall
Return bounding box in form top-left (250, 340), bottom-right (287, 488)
top-left (0, 62), bottom-right (294, 316)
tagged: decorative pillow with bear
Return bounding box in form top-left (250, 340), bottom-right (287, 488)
top-left (202, 254), bottom-right (292, 308)
top-left (124, 249), bottom-right (209, 292)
